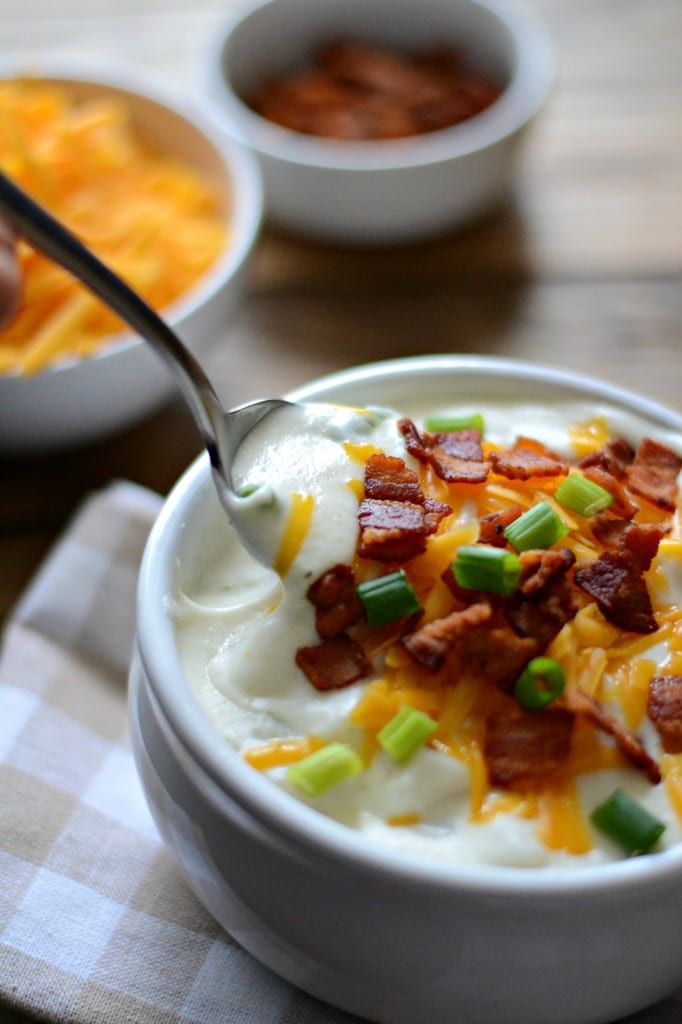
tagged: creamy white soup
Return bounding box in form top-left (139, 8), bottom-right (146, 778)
top-left (174, 400), bottom-right (682, 867)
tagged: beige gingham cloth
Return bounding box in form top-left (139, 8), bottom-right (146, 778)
top-left (1, 481), bottom-right (682, 1024)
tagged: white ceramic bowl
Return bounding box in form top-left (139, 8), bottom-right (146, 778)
top-left (131, 355), bottom-right (682, 1024)
top-left (0, 60), bottom-right (263, 453)
top-left (202, 0), bottom-right (553, 244)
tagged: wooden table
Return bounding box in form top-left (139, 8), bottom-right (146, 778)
top-left (0, 1), bottom-right (681, 1017)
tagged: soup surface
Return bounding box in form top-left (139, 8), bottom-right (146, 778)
top-left (174, 399), bottom-right (682, 867)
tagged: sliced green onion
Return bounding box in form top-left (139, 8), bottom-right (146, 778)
top-left (423, 412), bottom-right (484, 435)
top-left (356, 569), bottom-right (421, 627)
top-left (287, 743), bottom-right (363, 797)
top-left (452, 545), bottom-right (521, 596)
top-left (236, 483), bottom-right (260, 498)
top-left (590, 789), bottom-right (666, 856)
top-left (514, 657), bottom-right (565, 709)
top-left (378, 706), bottom-right (438, 763)
top-left (555, 472), bottom-right (615, 517)
top-left (503, 501), bottom-right (569, 552)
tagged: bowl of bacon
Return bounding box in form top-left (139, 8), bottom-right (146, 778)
top-left (202, 0), bottom-right (553, 244)
top-left (0, 59), bottom-right (262, 452)
top-left (130, 355), bottom-right (682, 1024)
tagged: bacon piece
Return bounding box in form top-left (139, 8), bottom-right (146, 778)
top-left (621, 521), bottom-right (669, 573)
top-left (507, 577), bottom-right (579, 649)
top-left (589, 513), bottom-right (630, 548)
top-left (427, 446), bottom-right (490, 484)
top-left (589, 517), bottom-right (669, 569)
top-left (424, 496), bottom-right (452, 532)
top-left (484, 706), bottom-right (574, 788)
top-left (648, 675), bottom-right (682, 754)
top-left (401, 602), bottom-right (492, 670)
top-left (489, 446), bottom-right (567, 481)
top-left (306, 564), bottom-right (363, 638)
top-left (397, 418), bottom-right (489, 484)
top-left (573, 549), bottom-right (657, 634)
top-left (455, 626), bottom-right (538, 690)
top-left (358, 452), bottom-right (451, 562)
top-left (566, 689), bottom-right (661, 784)
top-left (398, 416), bottom-right (429, 462)
top-left (626, 438), bottom-right (682, 512)
top-left (295, 634), bottom-right (370, 691)
top-left (358, 499), bottom-right (429, 561)
top-left (363, 453), bottom-right (425, 504)
top-left (518, 548), bottom-right (576, 597)
top-left (478, 505), bottom-right (524, 547)
top-left (580, 465), bottom-right (636, 519)
top-left (580, 437), bottom-right (634, 480)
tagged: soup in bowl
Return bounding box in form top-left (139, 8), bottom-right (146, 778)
top-left (130, 355), bottom-right (682, 1024)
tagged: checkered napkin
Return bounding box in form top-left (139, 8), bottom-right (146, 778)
top-left (1, 483), bottom-right (682, 1024)
top-left (0, 481), bottom-right (355, 1024)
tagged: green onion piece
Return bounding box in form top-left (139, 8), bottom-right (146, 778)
top-left (236, 483), bottom-right (259, 498)
top-left (514, 657), bottom-right (565, 709)
top-left (503, 501), bottom-right (569, 552)
top-left (452, 545), bottom-right (521, 596)
top-left (377, 706), bottom-right (438, 763)
top-left (356, 569), bottom-right (421, 627)
top-left (287, 743), bottom-right (363, 798)
top-left (555, 472), bottom-right (615, 517)
top-left (423, 412), bottom-right (484, 435)
top-left (590, 789), bottom-right (666, 856)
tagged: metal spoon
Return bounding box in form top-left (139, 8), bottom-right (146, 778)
top-left (0, 170), bottom-right (289, 523)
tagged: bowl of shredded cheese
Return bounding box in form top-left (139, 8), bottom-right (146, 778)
top-left (0, 60), bottom-right (263, 452)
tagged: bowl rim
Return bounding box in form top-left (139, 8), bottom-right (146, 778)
top-left (203, 0), bottom-right (555, 172)
top-left (0, 54), bottom-right (263, 379)
top-left (137, 354), bottom-right (682, 897)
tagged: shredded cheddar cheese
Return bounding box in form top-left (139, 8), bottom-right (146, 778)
top-left (0, 80), bottom-right (226, 374)
top-left (273, 493), bottom-right (315, 577)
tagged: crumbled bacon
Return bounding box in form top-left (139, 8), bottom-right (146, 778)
top-left (358, 452), bottom-right (451, 562)
top-left (518, 548), bottom-right (576, 597)
top-left (358, 499), bottom-right (430, 561)
top-left (397, 416), bottom-right (429, 463)
top-left (579, 437), bottom-right (634, 480)
top-left (363, 453), bottom-right (425, 504)
top-left (574, 549), bottom-right (657, 634)
top-left (454, 625), bottom-right (538, 690)
top-left (507, 577), bottom-right (580, 649)
top-left (489, 445), bottom-right (566, 481)
top-left (580, 465), bottom-right (636, 519)
top-left (397, 418), bottom-right (489, 484)
top-left (306, 564), bottom-right (363, 638)
top-left (401, 602), bottom-right (492, 670)
top-left (478, 505), bottom-right (524, 547)
top-left (295, 634), bottom-right (370, 691)
top-left (566, 689), bottom-right (661, 784)
top-left (626, 438), bottom-right (682, 512)
top-left (620, 522), bottom-right (670, 573)
top-left (589, 517), bottom-right (669, 569)
top-left (423, 496), bottom-right (452, 532)
top-left (484, 706), bottom-right (575, 788)
top-left (648, 675), bottom-right (682, 754)
top-left (589, 513), bottom-right (630, 548)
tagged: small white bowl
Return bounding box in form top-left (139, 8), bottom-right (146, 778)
top-left (0, 59), bottom-right (263, 454)
top-left (202, 0), bottom-right (553, 244)
top-left (131, 355), bottom-right (682, 1024)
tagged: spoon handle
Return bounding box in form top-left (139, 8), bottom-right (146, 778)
top-left (0, 170), bottom-right (227, 473)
